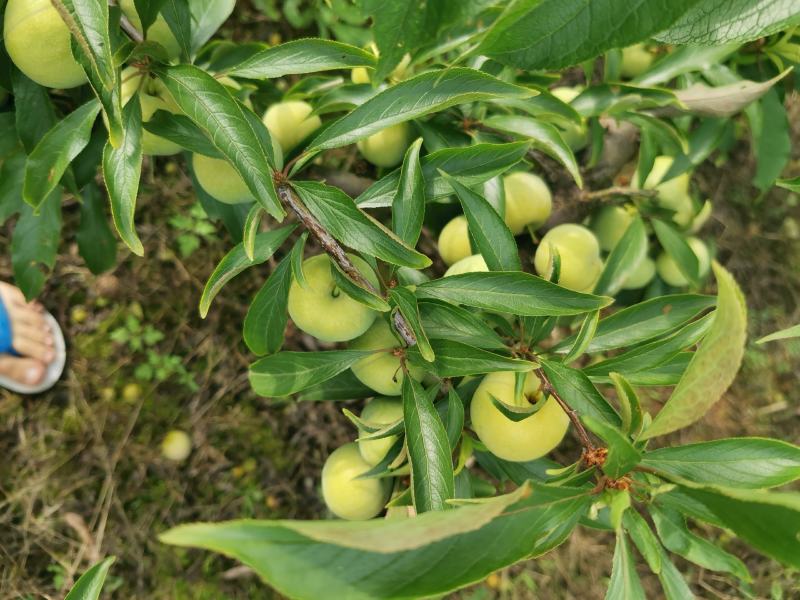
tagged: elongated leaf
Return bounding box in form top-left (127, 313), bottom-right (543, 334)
top-left (583, 417), bottom-right (641, 479)
top-left (243, 255), bottom-right (292, 356)
top-left (330, 261), bottom-right (390, 312)
top-left (199, 225), bottom-right (296, 318)
top-left (539, 360), bottom-right (620, 428)
top-left (12, 193), bottom-right (62, 300)
top-left (23, 101), bottom-right (100, 208)
top-left (306, 69), bottom-right (533, 154)
top-left (153, 64), bottom-right (283, 218)
top-left (483, 115), bottom-right (582, 187)
top-left (655, 544), bottom-right (696, 600)
top-left (242, 205), bottom-right (264, 261)
top-left (635, 45), bottom-right (739, 87)
top-left (563, 310), bottom-right (599, 364)
top-left (623, 510), bottom-right (661, 574)
top-left (609, 373), bottom-right (643, 437)
top-left (293, 181), bottom-right (430, 269)
top-left (594, 217), bottom-right (648, 296)
top-left (656, 0), bottom-right (800, 45)
top-left (391, 138), bottom-right (425, 248)
top-left (358, 142), bottom-right (530, 208)
top-left (419, 300), bottom-right (506, 350)
top-left (160, 484), bottom-right (590, 599)
top-left (188, 0), bottom-right (236, 52)
top-left (389, 287), bottom-right (433, 361)
top-left (76, 183), bottom-right (117, 274)
top-left (650, 505), bottom-right (750, 580)
top-left (143, 110), bottom-right (221, 157)
top-left (652, 219), bottom-right (699, 286)
top-left (416, 272), bottom-right (612, 317)
top-left (296, 370), bottom-right (374, 402)
top-left (134, 0), bottom-right (167, 32)
top-left (757, 323), bottom-right (800, 344)
top-left (642, 263), bottom-right (747, 439)
top-left (228, 39), bottom-right (376, 79)
top-left (752, 87), bottom-right (792, 192)
top-left (403, 377), bottom-right (454, 512)
top-left (445, 389), bottom-right (465, 450)
top-left (415, 340), bottom-right (534, 378)
top-left (643, 438), bottom-right (800, 489)
top-left (64, 557), bottom-right (116, 600)
top-left (674, 71), bottom-right (790, 119)
top-left (605, 534), bottom-right (646, 600)
top-left (477, 0), bottom-right (701, 71)
top-left (250, 350), bottom-right (371, 397)
top-left (11, 72), bottom-right (57, 153)
top-left (160, 0), bottom-right (192, 59)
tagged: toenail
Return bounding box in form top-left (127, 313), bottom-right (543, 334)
top-left (26, 367), bottom-right (41, 383)
top-left (45, 350), bottom-right (55, 362)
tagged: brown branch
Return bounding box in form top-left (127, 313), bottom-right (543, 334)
top-left (276, 182), bottom-right (418, 347)
top-left (579, 186), bottom-right (659, 202)
top-left (108, 1), bottom-right (145, 43)
top-left (537, 368), bottom-right (596, 451)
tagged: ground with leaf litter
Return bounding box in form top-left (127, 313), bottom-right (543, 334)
top-left (2, 9), bottom-right (800, 600)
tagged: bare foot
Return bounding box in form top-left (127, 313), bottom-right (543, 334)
top-left (0, 282), bottom-right (54, 387)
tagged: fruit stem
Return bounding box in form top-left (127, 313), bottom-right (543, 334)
top-left (276, 182), bottom-right (418, 347)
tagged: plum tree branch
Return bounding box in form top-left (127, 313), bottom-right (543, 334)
top-left (275, 182), bottom-right (418, 347)
top-left (579, 186), bottom-right (658, 201)
top-left (108, 0), bottom-right (145, 43)
top-left (537, 368), bottom-right (596, 452)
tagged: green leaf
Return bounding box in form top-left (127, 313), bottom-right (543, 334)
top-left (752, 87), bottom-right (791, 191)
top-left (133, 0), bottom-right (166, 32)
top-left (250, 350), bottom-right (371, 397)
top-left (673, 70), bottom-right (790, 119)
top-left (242, 204), bottom-right (264, 261)
top-left (757, 323), bottom-right (800, 344)
top-left (330, 261), bottom-right (391, 312)
top-left (153, 64), bottom-right (284, 219)
top-left (562, 310), bottom-right (600, 364)
top-left (442, 172), bottom-right (520, 272)
top-left (160, 0), bottom-right (192, 59)
top-left (445, 389), bottom-right (465, 450)
top-left (228, 38), bottom-right (377, 79)
top-left (642, 263), bottom-right (747, 439)
top-left (594, 217), bottom-right (648, 296)
top-left (11, 71), bottom-right (57, 153)
top-left (103, 97), bottom-right (144, 256)
top-left (609, 373), bottom-right (643, 437)
top-left (489, 392), bottom-right (544, 423)
top-left (358, 142), bottom-right (530, 208)
top-left (418, 300), bottom-right (506, 350)
top-left (415, 340), bottom-right (534, 378)
top-left (292, 181), bottom-right (430, 269)
top-left (650, 505), bottom-right (750, 581)
top-left (416, 272), bottom-right (612, 317)
top-left (605, 534), bottom-right (646, 600)
top-left (76, 183), bottom-right (117, 274)
top-left (476, 0), bottom-right (700, 71)
top-left (389, 287), bottom-right (434, 362)
top-left (243, 255), bottom-right (292, 356)
top-left (295, 370), bottom-right (374, 402)
top-left (199, 225), bottom-right (296, 318)
top-left (777, 176), bottom-right (800, 193)
top-left (290, 231), bottom-right (309, 288)
top-left (64, 556), bottom-right (116, 600)
top-left (188, 0), bottom-right (235, 53)
top-left (651, 219), bottom-right (699, 286)
top-left (654, 544), bottom-right (696, 600)
top-left (143, 110), bottom-right (222, 158)
top-left (655, 0), bottom-right (800, 45)
top-left (582, 417), bottom-right (641, 479)
top-left (483, 115), bottom-right (582, 187)
top-left (622, 510), bottom-right (661, 574)
top-left (634, 45), bottom-right (739, 87)
top-left (23, 100), bottom-right (100, 209)
top-left (539, 360), bottom-right (621, 428)
top-left (12, 191), bottom-right (62, 300)
top-left (391, 138), bottom-right (425, 248)
top-left (160, 484), bottom-right (590, 599)
top-left (403, 377), bottom-right (455, 513)
top-left (642, 438), bottom-right (800, 489)
top-left (306, 69), bottom-right (533, 154)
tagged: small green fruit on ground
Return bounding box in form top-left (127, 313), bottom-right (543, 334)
top-left (470, 370), bottom-right (569, 462)
top-left (350, 318), bottom-right (424, 396)
top-left (620, 44), bottom-right (655, 79)
top-left (438, 216), bottom-right (472, 266)
top-left (288, 254), bottom-right (379, 342)
top-left (444, 254), bottom-right (488, 277)
top-left (502, 172), bottom-right (553, 235)
top-left (120, 0), bottom-right (180, 59)
top-left (591, 205), bottom-right (634, 252)
top-left (635, 156), bottom-right (694, 228)
top-left (122, 383), bottom-right (142, 403)
top-left (357, 122), bottom-right (411, 168)
top-left (358, 398), bottom-right (403, 466)
top-left (534, 224), bottom-right (603, 292)
top-left (622, 256), bottom-right (656, 290)
top-left (656, 237), bottom-right (710, 287)
top-left (120, 67), bottom-right (182, 156)
top-left (322, 443), bottom-right (390, 520)
top-left (192, 154), bottom-right (252, 204)
top-left (4, 0), bottom-right (87, 89)
top-left (162, 430), bottom-right (192, 462)
top-left (262, 100), bottom-right (322, 153)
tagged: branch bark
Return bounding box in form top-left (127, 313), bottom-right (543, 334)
top-left (108, 0), bottom-right (145, 43)
top-left (538, 368), bottom-right (596, 451)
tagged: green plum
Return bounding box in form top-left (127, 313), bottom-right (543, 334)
top-left (656, 237), bottom-right (710, 287)
top-left (622, 256), bottom-right (656, 290)
top-left (321, 443), bottom-right (390, 520)
top-left (635, 156), bottom-right (694, 228)
top-left (591, 205), bottom-right (634, 252)
top-left (357, 122), bottom-right (411, 168)
top-left (350, 318), bottom-right (424, 396)
top-left (534, 224), bottom-right (603, 292)
top-left (120, 66), bottom-right (183, 156)
top-left (444, 254), bottom-right (488, 277)
top-left (437, 216), bottom-right (472, 266)
top-left (120, 0), bottom-right (181, 58)
top-left (620, 44), bottom-right (654, 79)
top-left (358, 398), bottom-right (403, 466)
top-left (263, 100), bottom-right (322, 154)
top-left (192, 154), bottom-right (253, 204)
top-left (503, 171), bottom-right (553, 235)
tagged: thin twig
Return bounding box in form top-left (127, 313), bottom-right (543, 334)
top-left (108, 0), bottom-right (145, 43)
top-left (538, 368), bottom-right (595, 451)
top-left (579, 186), bottom-right (659, 202)
top-left (276, 183), bottom-right (418, 347)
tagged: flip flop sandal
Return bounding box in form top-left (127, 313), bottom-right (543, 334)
top-left (0, 297), bottom-right (66, 394)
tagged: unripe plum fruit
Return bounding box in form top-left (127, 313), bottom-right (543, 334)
top-left (636, 156), bottom-right (694, 228)
top-left (547, 87), bottom-right (589, 151)
top-left (656, 237), bottom-right (710, 287)
top-left (690, 200), bottom-right (713, 233)
top-left (444, 254), bottom-right (488, 277)
top-left (350, 318), bottom-right (424, 396)
top-left (321, 443), bottom-right (390, 520)
top-left (357, 122), bottom-right (411, 168)
top-left (161, 430), bottom-right (192, 462)
top-left (437, 216), bottom-right (472, 266)
top-left (120, 0), bottom-right (180, 58)
top-left (351, 67), bottom-right (372, 84)
top-left (622, 256), bottom-right (656, 290)
top-left (502, 172), bottom-right (553, 235)
top-left (192, 154), bottom-right (253, 204)
top-left (120, 67), bottom-right (183, 156)
top-left (262, 100), bottom-right (322, 154)
top-left (4, 0), bottom-right (87, 89)
top-left (591, 205), bottom-right (634, 252)
top-left (620, 44), bottom-right (655, 79)
top-left (534, 224), bottom-right (603, 292)
top-left (470, 370), bottom-right (570, 462)
top-left (288, 254), bottom-right (379, 342)
top-left (358, 397), bottom-right (403, 466)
